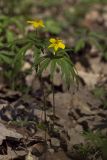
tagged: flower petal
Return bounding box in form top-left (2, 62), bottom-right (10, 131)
top-left (40, 23), bottom-right (45, 28)
top-left (48, 44), bottom-right (55, 48)
top-left (54, 45), bottom-right (59, 52)
top-left (39, 20), bottom-right (45, 27)
top-left (57, 39), bottom-right (63, 43)
top-left (27, 20), bottom-right (45, 28)
top-left (58, 42), bottom-right (65, 49)
top-left (27, 21), bottom-right (34, 24)
top-left (49, 38), bottom-right (56, 43)
top-left (33, 23), bottom-right (39, 28)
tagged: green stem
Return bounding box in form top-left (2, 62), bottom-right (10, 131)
top-left (35, 29), bottom-right (39, 38)
top-left (11, 77), bottom-right (15, 90)
top-left (52, 79), bottom-right (55, 127)
top-left (43, 81), bottom-right (47, 125)
top-left (43, 89), bottom-right (47, 141)
top-left (40, 77), bottom-right (47, 141)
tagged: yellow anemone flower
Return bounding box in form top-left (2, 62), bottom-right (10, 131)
top-left (48, 38), bottom-right (65, 53)
top-left (27, 19), bottom-right (45, 28)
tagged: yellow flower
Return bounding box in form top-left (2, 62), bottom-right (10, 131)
top-left (48, 38), bottom-right (65, 53)
top-left (27, 19), bottom-right (45, 28)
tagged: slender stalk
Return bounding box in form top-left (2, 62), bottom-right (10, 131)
top-left (43, 88), bottom-right (47, 126)
top-left (34, 28), bottom-right (47, 160)
top-left (52, 79), bottom-right (55, 127)
top-left (42, 84), bottom-right (47, 160)
top-left (40, 77), bottom-right (47, 141)
top-left (35, 29), bottom-right (37, 37)
top-left (41, 78), bottom-right (46, 122)
top-left (42, 81), bottom-right (47, 139)
top-left (38, 48), bottom-right (47, 142)
top-left (35, 29), bottom-right (39, 38)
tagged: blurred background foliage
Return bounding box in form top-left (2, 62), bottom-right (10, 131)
top-left (1, 0), bottom-right (107, 89)
top-left (1, 0), bottom-right (107, 59)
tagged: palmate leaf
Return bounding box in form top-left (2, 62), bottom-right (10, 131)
top-left (9, 33), bottom-right (48, 52)
top-left (58, 59), bottom-right (70, 84)
top-left (33, 48), bottom-right (41, 71)
top-left (27, 33), bottom-right (48, 49)
top-left (6, 30), bottom-right (15, 43)
top-left (0, 53), bottom-right (12, 64)
top-left (57, 56), bottom-right (77, 87)
top-left (36, 53), bottom-right (77, 87)
top-left (37, 57), bottom-right (51, 75)
top-left (36, 55), bottom-right (59, 80)
top-left (88, 37), bottom-right (102, 51)
top-left (64, 56), bottom-right (78, 79)
top-left (75, 38), bottom-right (85, 52)
top-left (0, 51), bottom-right (14, 64)
top-left (50, 59), bottom-right (57, 80)
top-left (9, 38), bottom-right (29, 48)
top-left (13, 43), bottom-right (32, 75)
top-left (45, 19), bottom-right (62, 34)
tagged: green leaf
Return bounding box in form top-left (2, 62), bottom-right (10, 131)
top-left (37, 57), bottom-right (51, 75)
top-left (57, 57), bottom-right (76, 87)
top-left (6, 30), bottom-right (15, 43)
top-left (45, 19), bottom-right (62, 34)
top-left (0, 53), bottom-right (12, 64)
top-left (33, 48), bottom-right (41, 71)
top-left (13, 43), bottom-right (32, 75)
top-left (88, 37), bottom-right (102, 51)
top-left (50, 59), bottom-right (57, 79)
top-left (75, 39), bottom-right (85, 52)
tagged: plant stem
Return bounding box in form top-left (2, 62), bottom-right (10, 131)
top-left (40, 77), bottom-right (47, 141)
top-left (52, 79), bottom-right (55, 127)
top-left (35, 29), bottom-right (39, 38)
top-left (39, 49), bottom-right (47, 141)
top-left (43, 81), bottom-right (47, 126)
